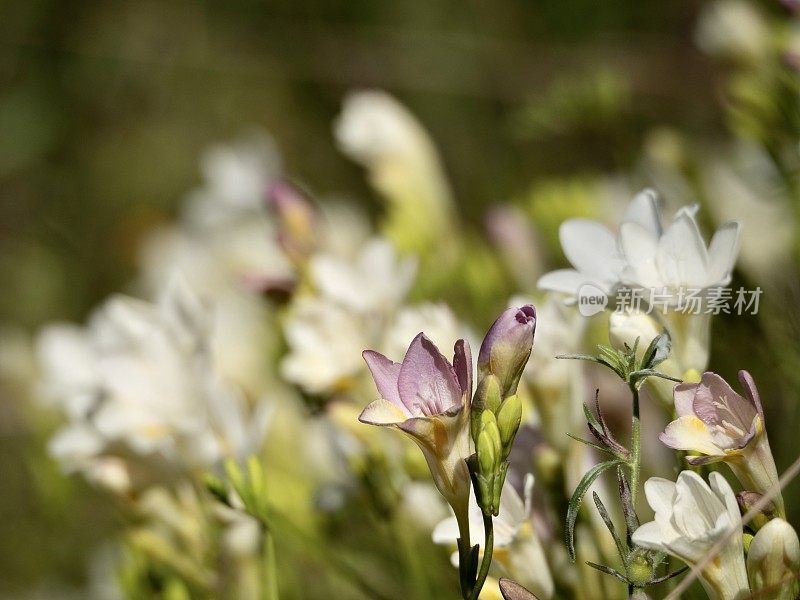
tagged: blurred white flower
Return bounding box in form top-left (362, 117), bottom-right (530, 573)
top-left (280, 297), bottom-right (370, 395)
top-left (382, 302), bottom-right (473, 361)
top-left (335, 90), bottom-right (456, 253)
top-left (310, 238), bottom-right (416, 314)
top-left (632, 471), bottom-right (748, 600)
top-left (695, 0), bottom-right (769, 62)
top-left (513, 295), bottom-right (586, 449)
top-left (39, 278), bottom-right (273, 488)
top-left (433, 475), bottom-right (554, 599)
top-left (186, 132), bottom-right (282, 224)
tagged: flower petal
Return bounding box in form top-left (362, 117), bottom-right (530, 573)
top-left (738, 370), bottom-right (764, 421)
top-left (644, 477), bottom-right (678, 517)
top-left (694, 372), bottom-right (757, 434)
top-left (619, 222), bottom-right (660, 288)
top-left (631, 521), bottom-right (667, 553)
top-left (358, 398), bottom-right (408, 425)
top-left (673, 382), bottom-right (697, 417)
top-left (559, 219), bottom-right (623, 281)
top-left (536, 269), bottom-right (587, 295)
top-left (398, 333), bottom-right (462, 416)
top-left (706, 222), bottom-right (740, 286)
top-left (452, 338), bottom-right (472, 402)
top-left (623, 188), bottom-right (662, 236)
top-left (659, 415), bottom-right (722, 456)
top-left (362, 350), bottom-right (405, 411)
top-left (708, 471), bottom-right (741, 529)
top-left (655, 212), bottom-right (709, 288)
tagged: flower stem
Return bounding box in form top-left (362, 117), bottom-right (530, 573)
top-left (468, 513), bottom-right (494, 600)
top-left (456, 511), bottom-right (473, 600)
top-left (262, 527), bottom-right (279, 600)
top-left (629, 383), bottom-right (641, 507)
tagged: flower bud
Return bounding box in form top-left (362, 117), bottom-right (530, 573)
top-left (477, 411), bottom-right (501, 476)
top-left (478, 305), bottom-right (536, 397)
top-left (747, 518), bottom-right (800, 600)
top-left (471, 374), bottom-right (502, 441)
top-left (267, 180), bottom-right (318, 264)
top-left (496, 394), bottom-right (522, 458)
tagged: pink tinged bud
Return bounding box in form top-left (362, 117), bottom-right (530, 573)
top-left (478, 305), bottom-right (536, 397)
top-left (267, 180), bottom-right (319, 264)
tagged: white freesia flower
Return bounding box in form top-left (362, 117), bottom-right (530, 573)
top-left (433, 475), bottom-right (554, 600)
top-left (632, 471), bottom-right (748, 600)
top-left (38, 278), bottom-right (273, 488)
top-left (280, 297), bottom-right (370, 395)
top-left (538, 189), bottom-right (740, 301)
top-left (185, 132), bottom-right (282, 224)
top-left (310, 238), bottom-right (416, 314)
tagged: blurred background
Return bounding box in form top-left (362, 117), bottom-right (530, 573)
top-left (1, 0), bottom-right (799, 597)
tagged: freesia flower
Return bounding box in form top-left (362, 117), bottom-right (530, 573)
top-left (632, 471), bottom-right (748, 600)
top-left (432, 475), bottom-right (554, 600)
top-left (310, 238), bottom-right (416, 314)
top-left (619, 203), bottom-right (739, 296)
top-left (746, 518), bottom-right (800, 600)
top-left (359, 333), bottom-right (473, 522)
top-left (334, 90), bottom-right (456, 254)
top-left (659, 371), bottom-right (783, 515)
top-left (39, 278), bottom-right (273, 488)
top-left (538, 189), bottom-right (740, 301)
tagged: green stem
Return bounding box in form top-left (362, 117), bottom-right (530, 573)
top-left (629, 383), bottom-right (641, 507)
top-left (262, 527), bottom-right (279, 600)
top-left (468, 513), bottom-right (494, 600)
top-left (456, 510), bottom-right (473, 600)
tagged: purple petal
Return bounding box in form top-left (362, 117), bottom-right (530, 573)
top-left (685, 454), bottom-right (726, 466)
top-left (693, 372), bottom-right (757, 434)
top-left (738, 370), bottom-right (764, 421)
top-left (363, 350), bottom-right (404, 411)
top-left (452, 339), bottom-right (472, 401)
top-left (673, 383), bottom-right (697, 417)
top-left (398, 333), bottom-right (462, 417)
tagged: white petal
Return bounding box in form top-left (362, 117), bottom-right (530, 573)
top-left (644, 477), bottom-right (677, 517)
top-left (631, 521), bottom-right (667, 552)
top-left (623, 189), bottom-right (662, 236)
top-left (537, 269), bottom-right (588, 295)
top-left (656, 213), bottom-right (709, 288)
top-left (708, 471), bottom-right (741, 528)
top-left (706, 222), bottom-right (740, 285)
top-left (358, 399), bottom-right (407, 425)
top-left (619, 222), bottom-right (660, 288)
top-left (431, 516), bottom-right (460, 544)
top-left (559, 219), bottom-right (623, 281)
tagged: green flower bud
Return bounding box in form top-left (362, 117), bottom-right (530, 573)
top-left (477, 420), bottom-right (500, 477)
top-left (496, 394), bottom-right (522, 458)
top-left (471, 374), bottom-right (503, 442)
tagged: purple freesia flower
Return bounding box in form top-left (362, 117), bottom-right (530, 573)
top-left (359, 333), bottom-right (473, 515)
top-left (478, 305), bottom-right (536, 396)
top-left (659, 370), bottom-right (783, 515)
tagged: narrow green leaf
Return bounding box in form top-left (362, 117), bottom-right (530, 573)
top-left (585, 561), bottom-right (629, 583)
top-left (566, 459), bottom-right (621, 561)
top-left (565, 433), bottom-right (616, 456)
top-left (592, 492), bottom-right (627, 564)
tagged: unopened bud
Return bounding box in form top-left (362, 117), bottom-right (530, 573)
top-left (477, 415), bottom-right (501, 477)
top-left (478, 305), bottom-right (536, 397)
top-left (472, 374), bottom-right (502, 440)
top-left (496, 394), bottom-right (522, 458)
top-left (747, 518), bottom-right (800, 600)
top-left (267, 180), bottom-right (318, 264)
